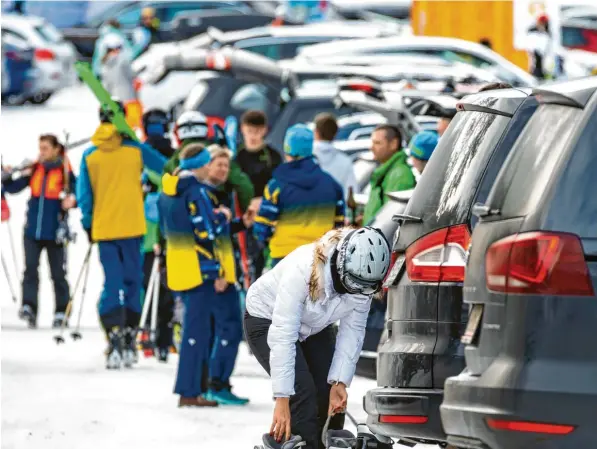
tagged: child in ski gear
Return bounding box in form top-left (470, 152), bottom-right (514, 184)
top-left (77, 103), bottom-right (167, 369)
top-left (363, 125), bottom-right (415, 225)
top-left (164, 111), bottom-right (255, 211)
top-left (131, 7), bottom-right (162, 59)
top-left (253, 124), bottom-right (345, 268)
top-left (100, 35), bottom-right (142, 130)
top-left (2, 134), bottom-right (76, 329)
top-left (235, 110), bottom-right (281, 279)
top-left (244, 227), bottom-right (391, 449)
top-left (158, 144), bottom-right (232, 407)
top-left (141, 109), bottom-right (175, 361)
top-left (407, 130), bottom-right (439, 182)
top-left (312, 113), bottom-right (357, 199)
top-left (92, 19), bottom-right (133, 78)
top-left (201, 144), bottom-right (250, 405)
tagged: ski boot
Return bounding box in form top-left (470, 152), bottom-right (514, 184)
top-left (123, 327), bottom-right (139, 368)
top-left (157, 347), bottom-right (169, 363)
top-left (106, 328), bottom-right (123, 370)
top-left (254, 434), bottom-right (305, 449)
top-left (206, 379), bottom-right (249, 405)
top-left (18, 305), bottom-right (37, 329)
top-left (52, 312), bottom-right (67, 329)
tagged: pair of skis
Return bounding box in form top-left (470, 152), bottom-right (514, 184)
top-left (138, 256), bottom-right (161, 357)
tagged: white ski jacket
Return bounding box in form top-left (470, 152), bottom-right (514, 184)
top-left (246, 229), bottom-right (372, 398)
top-left (313, 141), bottom-right (358, 198)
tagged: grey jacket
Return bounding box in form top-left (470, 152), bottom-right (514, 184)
top-left (101, 51), bottom-right (136, 103)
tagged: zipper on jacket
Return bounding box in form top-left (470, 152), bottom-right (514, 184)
top-left (35, 170), bottom-right (48, 240)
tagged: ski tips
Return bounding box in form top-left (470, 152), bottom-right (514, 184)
top-left (54, 335), bottom-right (66, 345)
top-left (71, 332), bottom-right (82, 341)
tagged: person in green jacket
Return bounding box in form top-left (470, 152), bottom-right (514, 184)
top-left (164, 111), bottom-right (254, 211)
top-left (363, 125), bottom-right (416, 224)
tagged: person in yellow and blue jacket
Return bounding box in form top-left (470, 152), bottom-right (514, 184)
top-left (157, 143), bottom-right (232, 408)
top-left (76, 101), bottom-right (167, 371)
top-left (253, 124), bottom-right (345, 268)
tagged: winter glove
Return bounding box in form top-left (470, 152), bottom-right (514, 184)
top-left (84, 228), bottom-right (94, 244)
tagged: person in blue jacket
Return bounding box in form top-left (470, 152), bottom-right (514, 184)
top-left (2, 134), bottom-right (76, 329)
top-left (131, 7), bottom-right (162, 59)
top-left (158, 143), bottom-right (232, 408)
top-left (253, 124), bottom-right (345, 268)
top-left (77, 102), bottom-right (167, 370)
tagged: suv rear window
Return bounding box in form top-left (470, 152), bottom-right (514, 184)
top-left (489, 105), bottom-right (581, 217)
top-left (408, 110), bottom-right (510, 227)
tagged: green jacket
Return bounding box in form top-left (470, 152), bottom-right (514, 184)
top-left (363, 150), bottom-right (416, 224)
top-left (163, 143), bottom-right (255, 212)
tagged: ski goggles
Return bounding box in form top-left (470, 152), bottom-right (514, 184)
top-left (341, 271), bottom-right (382, 296)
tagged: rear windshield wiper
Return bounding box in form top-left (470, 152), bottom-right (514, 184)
top-left (392, 213), bottom-right (422, 223)
top-left (472, 203), bottom-right (500, 218)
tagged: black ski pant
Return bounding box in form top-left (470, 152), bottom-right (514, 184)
top-left (243, 312), bottom-right (345, 449)
top-left (142, 253), bottom-right (173, 349)
top-left (22, 236), bottom-right (69, 317)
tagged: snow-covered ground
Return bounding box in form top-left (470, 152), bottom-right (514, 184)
top-left (1, 86), bottom-right (437, 449)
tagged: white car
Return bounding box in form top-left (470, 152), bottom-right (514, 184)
top-left (1, 14), bottom-right (77, 104)
top-left (297, 35), bottom-right (538, 87)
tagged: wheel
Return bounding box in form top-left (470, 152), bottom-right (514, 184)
top-left (29, 92), bottom-right (52, 105)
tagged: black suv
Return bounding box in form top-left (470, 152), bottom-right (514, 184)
top-left (441, 78), bottom-right (597, 449)
top-left (364, 87), bottom-right (540, 445)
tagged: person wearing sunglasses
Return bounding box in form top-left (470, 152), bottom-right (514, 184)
top-left (243, 227), bottom-right (391, 449)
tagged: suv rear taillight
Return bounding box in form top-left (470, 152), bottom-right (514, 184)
top-left (405, 224), bottom-right (471, 283)
top-left (486, 232), bottom-right (594, 296)
top-left (34, 48), bottom-right (55, 61)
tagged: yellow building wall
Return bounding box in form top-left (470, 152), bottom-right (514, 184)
top-left (411, 0), bottom-right (529, 70)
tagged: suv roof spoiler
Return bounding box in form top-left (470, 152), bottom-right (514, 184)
top-left (532, 77), bottom-right (597, 108)
top-left (457, 88), bottom-right (531, 117)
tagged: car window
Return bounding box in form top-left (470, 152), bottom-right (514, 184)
top-left (292, 104), bottom-right (354, 125)
top-left (242, 44), bottom-right (280, 60)
top-left (162, 3), bottom-right (244, 21)
top-left (491, 105), bottom-right (582, 217)
top-left (2, 29), bottom-right (29, 46)
top-left (562, 26), bottom-right (597, 52)
top-left (230, 83), bottom-right (270, 111)
top-left (35, 23), bottom-right (63, 43)
top-left (116, 5), bottom-right (143, 27)
top-left (408, 110), bottom-right (511, 226)
top-left (441, 50), bottom-right (492, 68)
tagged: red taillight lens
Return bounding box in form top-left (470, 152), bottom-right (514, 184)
top-left (34, 48), bottom-right (55, 61)
top-left (348, 83), bottom-right (374, 93)
top-left (486, 418), bottom-right (575, 435)
top-left (405, 224), bottom-right (471, 283)
top-left (382, 251), bottom-right (399, 292)
top-left (206, 52), bottom-right (231, 71)
top-left (486, 232), bottom-right (594, 296)
top-left (379, 415), bottom-right (428, 424)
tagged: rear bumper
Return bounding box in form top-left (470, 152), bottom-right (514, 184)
top-left (441, 370), bottom-right (596, 449)
top-left (364, 387), bottom-right (446, 442)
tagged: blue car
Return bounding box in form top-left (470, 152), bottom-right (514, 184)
top-left (1, 32), bottom-right (38, 104)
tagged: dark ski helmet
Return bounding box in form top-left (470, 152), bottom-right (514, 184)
top-left (99, 97), bottom-right (125, 123)
top-left (142, 109), bottom-right (170, 137)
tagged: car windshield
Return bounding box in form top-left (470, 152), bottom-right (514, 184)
top-left (35, 23), bottom-right (63, 43)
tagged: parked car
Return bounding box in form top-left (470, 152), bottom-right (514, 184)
top-left (334, 111), bottom-right (386, 141)
top-left (60, 1), bottom-right (255, 58)
top-left (297, 35), bottom-right (538, 87)
top-left (1, 14), bottom-right (76, 104)
top-left (1, 31), bottom-right (38, 104)
top-left (441, 77), bottom-right (597, 449)
top-left (364, 86), bottom-right (540, 446)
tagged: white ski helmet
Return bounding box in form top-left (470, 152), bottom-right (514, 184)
top-left (336, 227), bottom-right (391, 295)
top-left (174, 111), bottom-right (209, 143)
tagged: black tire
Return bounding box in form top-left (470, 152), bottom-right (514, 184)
top-left (29, 92), bottom-right (52, 105)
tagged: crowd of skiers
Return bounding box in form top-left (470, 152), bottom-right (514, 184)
top-left (0, 94), bottom-right (441, 411)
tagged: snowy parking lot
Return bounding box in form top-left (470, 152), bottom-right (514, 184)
top-left (1, 86), bottom-right (438, 449)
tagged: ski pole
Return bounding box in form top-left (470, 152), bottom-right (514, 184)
top-left (149, 258), bottom-right (160, 347)
top-left (6, 221), bottom-right (21, 286)
top-left (1, 253), bottom-right (18, 303)
top-left (138, 257), bottom-right (158, 329)
top-left (54, 245), bottom-right (93, 344)
top-left (71, 251), bottom-right (91, 341)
